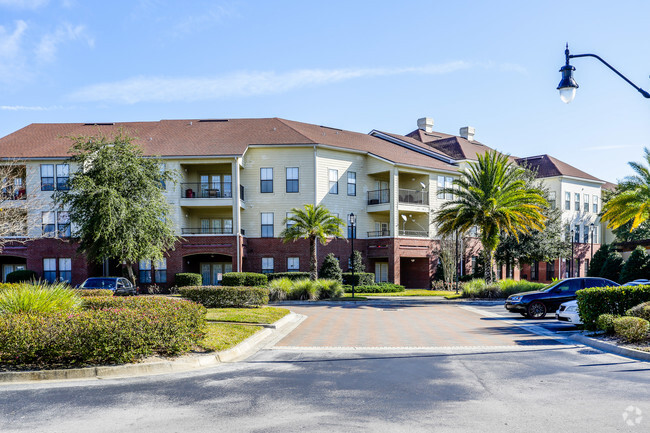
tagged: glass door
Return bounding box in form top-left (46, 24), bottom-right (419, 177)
top-left (375, 262), bottom-right (388, 283)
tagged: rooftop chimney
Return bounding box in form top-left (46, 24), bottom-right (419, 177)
top-left (459, 126), bottom-right (475, 141)
top-left (417, 117), bottom-right (434, 133)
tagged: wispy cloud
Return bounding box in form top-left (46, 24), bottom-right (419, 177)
top-left (582, 144), bottom-right (640, 151)
top-left (0, 20), bottom-right (29, 84)
top-left (69, 61), bottom-right (505, 104)
top-left (0, 0), bottom-right (48, 9)
top-left (173, 5), bottom-right (236, 35)
top-left (36, 23), bottom-right (94, 62)
top-left (0, 104), bottom-right (63, 110)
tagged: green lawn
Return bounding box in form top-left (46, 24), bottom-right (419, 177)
top-left (343, 290), bottom-right (462, 299)
top-left (200, 323), bottom-right (262, 352)
top-left (205, 306), bottom-right (290, 324)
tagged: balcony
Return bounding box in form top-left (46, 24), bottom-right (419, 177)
top-left (1, 184), bottom-right (26, 200)
top-left (367, 230), bottom-right (390, 238)
top-left (398, 188), bottom-right (428, 205)
top-left (367, 189), bottom-right (390, 205)
top-left (181, 182), bottom-right (233, 199)
top-left (182, 227), bottom-right (234, 235)
top-left (399, 229), bottom-right (428, 238)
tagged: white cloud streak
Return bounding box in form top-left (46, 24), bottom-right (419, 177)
top-left (36, 23), bottom-right (94, 63)
top-left (69, 61), bottom-right (496, 104)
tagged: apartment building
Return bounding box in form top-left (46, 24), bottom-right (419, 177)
top-left (0, 117), bottom-right (609, 288)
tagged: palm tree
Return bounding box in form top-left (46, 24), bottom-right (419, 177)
top-left (281, 204), bottom-right (344, 280)
top-left (601, 147), bottom-right (650, 231)
top-left (434, 151), bottom-right (547, 283)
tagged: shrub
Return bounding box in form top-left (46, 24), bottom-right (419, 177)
top-left (316, 279), bottom-right (344, 298)
top-left (496, 279), bottom-right (546, 297)
top-left (626, 301), bottom-right (650, 321)
top-left (0, 297), bottom-right (206, 367)
top-left (344, 284), bottom-right (405, 293)
top-left (596, 313), bottom-right (618, 333)
top-left (268, 277), bottom-right (293, 302)
top-left (76, 289), bottom-right (114, 297)
top-left (320, 253), bottom-right (342, 282)
top-left (576, 285), bottom-right (650, 329)
top-left (221, 272), bottom-right (267, 287)
top-left (179, 286), bottom-right (269, 307)
top-left (5, 269), bottom-right (38, 283)
top-left (268, 272), bottom-right (310, 281)
top-left (350, 250), bottom-right (365, 273)
top-left (175, 273), bottom-right (203, 287)
top-left (342, 272), bottom-right (374, 286)
top-left (288, 279), bottom-right (319, 301)
top-left (0, 282), bottom-right (81, 315)
top-left (613, 316), bottom-right (650, 343)
top-left (587, 244), bottom-right (610, 277)
top-left (600, 251), bottom-right (624, 283)
top-left (620, 246), bottom-right (650, 283)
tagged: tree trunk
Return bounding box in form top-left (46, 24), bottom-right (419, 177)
top-left (309, 236), bottom-right (317, 281)
top-left (484, 250), bottom-right (494, 284)
top-left (125, 262), bottom-right (137, 287)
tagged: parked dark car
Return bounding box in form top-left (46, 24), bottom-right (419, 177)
top-left (622, 279), bottom-right (650, 286)
top-left (505, 277), bottom-right (619, 319)
top-left (78, 277), bottom-right (137, 296)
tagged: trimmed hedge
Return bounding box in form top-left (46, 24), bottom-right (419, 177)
top-left (576, 285), bottom-right (650, 330)
top-left (5, 270), bottom-right (38, 283)
top-left (76, 289), bottom-right (114, 297)
top-left (268, 272), bottom-right (310, 281)
top-left (344, 283), bottom-right (405, 293)
top-left (175, 273), bottom-right (203, 287)
top-left (613, 316), bottom-right (650, 343)
top-left (0, 297), bottom-right (206, 367)
top-left (179, 286), bottom-right (269, 307)
top-left (342, 272), bottom-right (375, 286)
top-left (596, 313), bottom-right (618, 333)
top-left (626, 301), bottom-right (650, 322)
top-left (221, 272), bottom-right (268, 287)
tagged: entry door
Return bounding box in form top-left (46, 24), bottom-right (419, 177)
top-left (3, 264), bottom-right (25, 282)
top-left (376, 181), bottom-right (389, 203)
top-left (200, 175), bottom-right (221, 198)
top-left (375, 262), bottom-right (388, 283)
top-left (200, 262), bottom-right (233, 285)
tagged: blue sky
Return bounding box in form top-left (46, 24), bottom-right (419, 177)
top-left (1, 0), bottom-right (649, 183)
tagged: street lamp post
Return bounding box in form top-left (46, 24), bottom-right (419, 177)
top-left (557, 44), bottom-right (650, 103)
top-left (590, 223), bottom-right (595, 262)
top-left (349, 213), bottom-right (356, 299)
top-left (570, 228), bottom-right (575, 278)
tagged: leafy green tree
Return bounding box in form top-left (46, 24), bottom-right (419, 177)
top-left (281, 204), bottom-right (344, 280)
top-left (602, 147), bottom-right (650, 231)
top-left (434, 151), bottom-right (547, 283)
top-left (600, 251), bottom-right (625, 283)
top-left (54, 131), bottom-right (177, 283)
top-left (587, 244), bottom-right (610, 277)
top-left (611, 220), bottom-right (650, 243)
top-left (350, 250), bottom-right (365, 273)
top-left (619, 246), bottom-right (649, 283)
top-left (320, 253), bottom-right (342, 281)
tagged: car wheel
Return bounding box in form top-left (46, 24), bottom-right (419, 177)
top-left (527, 301), bottom-right (547, 319)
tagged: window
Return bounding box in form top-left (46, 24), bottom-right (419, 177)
top-left (348, 215), bottom-right (357, 239)
top-left (347, 171), bottom-right (356, 196)
top-left (583, 224), bottom-right (589, 243)
top-left (56, 164), bottom-right (69, 191)
top-left (328, 169), bottom-right (338, 194)
top-left (584, 259), bottom-right (590, 276)
top-left (574, 193), bottom-right (580, 211)
top-left (262, 257), bottom-right (274, 274)
top-left (158, 163), bottom-right (166, 189)
top-left (437, 176), bottom-right (445, 199)
top-left (593, 195), bottom-right (599, 213)
top-left (593, 226), bottom-right (599, 243)
top-left (583, 194), bottom-right (589, 213)
top-left (286, 212), bottom-right (295, 230)
top-left (139, 260), bottom-right (152, 283)
top-left (154, 258), bottom-right (167, 283)
top-left (59, 258), bottom-right (71, 282)
top-left (531, 261), bottom-right (539, 281)
top-left (565, 192), bottom-right (571, 210)
top-left (223, 219), bottom-right (233, 234)
top-left (260, 168), bottom-right (273, 193)
top-left (287, 257), bottom-right (299, 272)
top-left (41, 165), bottom-right (54, 191)
top-left (261, 213), bottom-right (274, 237)
top-left (57, 211), bottom-right (70, 238)
top-left (574, 224), bottom-right (580, 243)
top-left (437, 176), bottom-right (454, 200)
top-left (286, 167), bottom-right (299, 193)
top-left (548, 191), bottom-right (556, 209)
top-left (471, 256), bottom-right (478, 275)
top-left (42, 212), bottom-right (55, 236)
top-left (546, 261), bottom-right (555, 280)
top-left (43, 258), bottom-right (56, 283)
top-left (565, 224), bottom-right (571, 241)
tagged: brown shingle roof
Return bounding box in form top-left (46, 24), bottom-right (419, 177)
top-left (516, 154), bottom-right (603, 182)
top-left (0, 118), bottom-right (458, 172)
top-left (405, 128), bottom-right (454, 143)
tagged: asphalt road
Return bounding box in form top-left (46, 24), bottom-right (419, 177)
top-left (1, 301), bottom-right (648, 432)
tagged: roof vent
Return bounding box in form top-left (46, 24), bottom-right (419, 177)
top-left (460, 126), bottom-right (475, 141)
top-left (84, 123), bottom-right (115, 126)
top-left (417, 117), bottom-right (434, 133)
top-left (198, 119), bottom-right (229, 123)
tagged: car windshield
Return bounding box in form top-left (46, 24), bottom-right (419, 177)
top-left (81, 278), bottom-right (116, 289)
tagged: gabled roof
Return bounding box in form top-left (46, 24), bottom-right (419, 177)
top-left (0, 118), bottom-right (458, 172)
top-left (405, 128), bottom-right (499, 161)
top-left (405, 128), bottom-right (454, 143)
top-left (516, 154), bottom-right (603, 183)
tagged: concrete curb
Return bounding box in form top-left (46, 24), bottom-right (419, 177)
top-left (0, 311), bottom-right (306, 384)
top-left (569, 333), bottom-right (650, 362)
